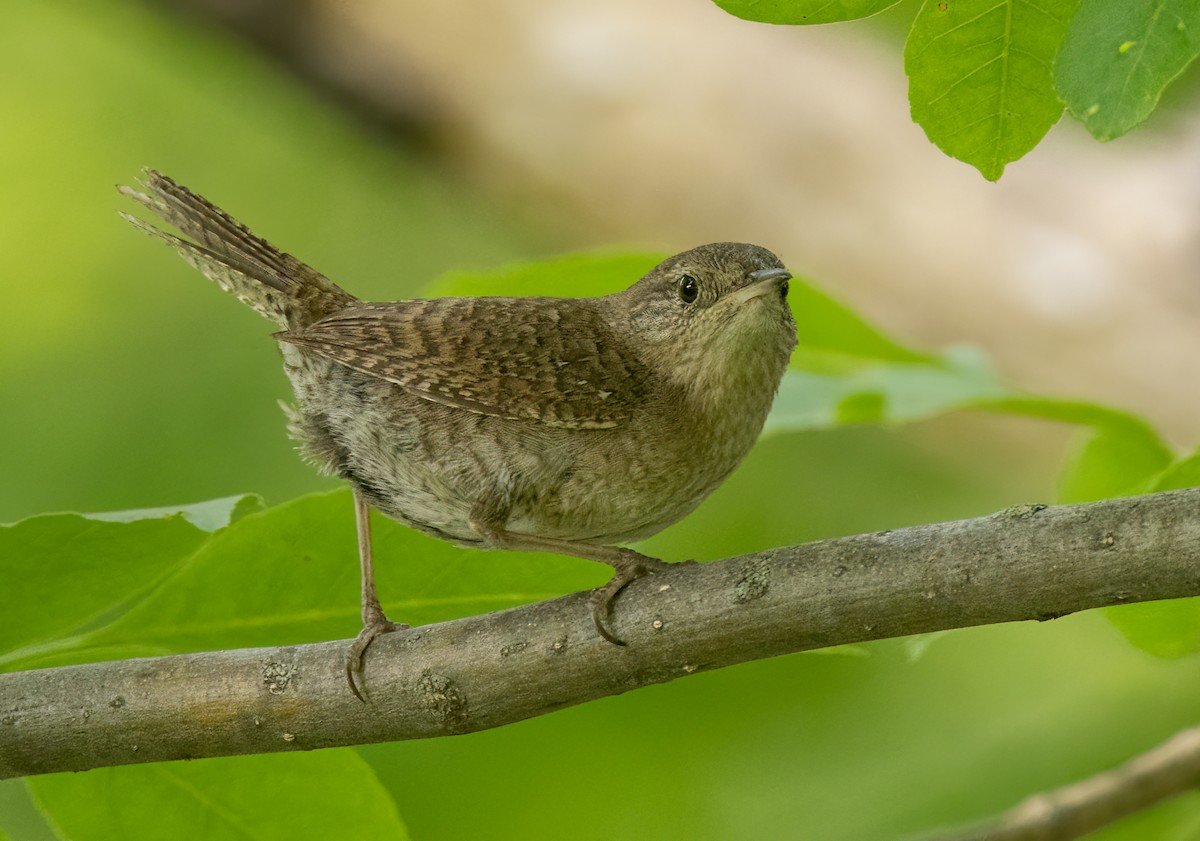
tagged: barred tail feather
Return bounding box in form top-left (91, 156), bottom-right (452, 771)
top-left (119, 170), bottom-right (356, 329)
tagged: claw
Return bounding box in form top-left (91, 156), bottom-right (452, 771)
top-left (346, 613), bottom-right (408, 702)
top-left (591, 552), bottom-right (671, 645)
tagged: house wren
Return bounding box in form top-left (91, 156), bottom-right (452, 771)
top-left (120, 170), bottom-right (797, 699)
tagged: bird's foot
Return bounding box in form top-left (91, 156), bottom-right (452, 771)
top-left (346, 605), bottom-right (409, 702)
top-left (591, 551), bottom-right (672, 646)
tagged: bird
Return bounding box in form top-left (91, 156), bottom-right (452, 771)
top-left (119, 169), bottom-right (797, 699)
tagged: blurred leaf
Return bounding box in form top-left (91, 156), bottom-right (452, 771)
top-left (712, 0), bottom-right (903, 25)
top-left (1149, 448), bottom-right (1200, 493)
top-left (767, 346), bottom-right (1010, 433)
top-left (1056, 425), bottom-right (1172, 503)
top-left (905, 0), bottom-right (1080, 180)
top-left (976, 398), bottom-right (1172, 502)
top-left (1104, 599), bottom-right (1200, 659)
top-left (1055, 0), bottom-right (1200, 141)
top-left (792, 279), bottom-right (934, 364)
top-left (7, 490), bottom-right (600, 671)
top-left (29, 751), bottom-right (407, 841)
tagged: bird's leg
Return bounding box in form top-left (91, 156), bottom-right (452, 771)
top-left (470, 505), bottom-right (669, 645)
top-left (346, 488), bottom-right (409, 702)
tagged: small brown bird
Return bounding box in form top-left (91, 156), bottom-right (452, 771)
top-left (120, 170), bottom-right (797, 699)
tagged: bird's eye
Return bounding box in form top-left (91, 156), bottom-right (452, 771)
top-left (678, 275), bottom-right (699, 304)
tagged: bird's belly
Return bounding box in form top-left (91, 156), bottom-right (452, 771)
top-left (286, 366), bottom-right (730, 548)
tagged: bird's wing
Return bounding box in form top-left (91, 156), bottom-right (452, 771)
top-left (276, 297), bottom-right (647, 429)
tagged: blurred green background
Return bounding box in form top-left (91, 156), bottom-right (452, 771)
top-left (3, 3), bottom-right (1199, 840)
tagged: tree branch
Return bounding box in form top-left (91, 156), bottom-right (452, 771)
top-left (3, 488), bottom-right (1200, 780)
top-left (940, 726), bottom-right (1200, 841)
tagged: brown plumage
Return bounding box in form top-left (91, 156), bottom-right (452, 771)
top-left (121, 169), bottom-right (797, 700)
top-left (278, 298), bottom-right (648, 429)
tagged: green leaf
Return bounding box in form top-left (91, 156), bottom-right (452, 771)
top-left (1105, 599), bottom-right (1200, 659)
top-left (0, 513), bottom-right (209, 670)
top-left (1056, 424), bottom-right (1172, 503)
top-left (1055, 0), bottom-right (1200, 141)
top-left (712, 0), bottom-right (903, 25)
top-left (0, 495), bottom-right (263, 671)
top-left (16, 490), bottom-right (600, 670)
top-left (1150, 448), bottom-right (1200, 492)
top-left (974, 397), bottom-right (1173, 502)
top-left (28, 751), bottom-right (408, 841)
top-left (767, 346), bottom-right (1010, 433)
top-left (792, 279), bottom-right (934, 364)
top-left (905, 0), bottom-right (1080, 181)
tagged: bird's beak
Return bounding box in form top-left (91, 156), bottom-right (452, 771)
top-left (735, 267), bottom-right (792, 301)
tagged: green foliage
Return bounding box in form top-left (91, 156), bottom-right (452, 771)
top-left (1150, 448), bottom-right (1200, 492)
top-left (714, 0), bottom-right (902, 25)
top-left (979, 397), bottom-right (1174, 502)
top-left (905, 0), bottom-right (1080, 181)
top-left (714, 0), bottom-right (1200, 179)
top-left (0, 509), bottom-right (214, 669)
top-left (29, 752), bottom-right (408, 841)
top-left (1056, 0), bottom-right (1200, 141)
top-left (1103, 599), bottom-right (1200, 659)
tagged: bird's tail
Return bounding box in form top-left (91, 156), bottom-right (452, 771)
top-left (119, 170), bottom-right (356, 329)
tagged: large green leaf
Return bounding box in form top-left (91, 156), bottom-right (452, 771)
top-left (713, 0), bottom-right (903, 25)
top-left (0, 495), bottom-right (260, 670)
top-left (29, 751), bottom-right (407, 841)
top-left (4, 490), bottom-right (600, 672)
top-left (905, 0), bottom-right (1080, 180)
top-left (1055, 0), bottom-right (1200, 141)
